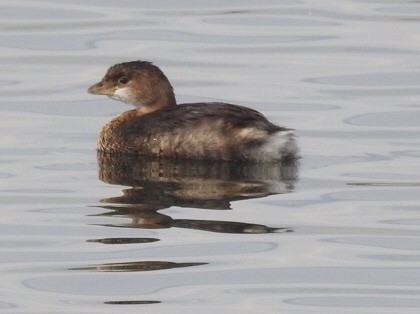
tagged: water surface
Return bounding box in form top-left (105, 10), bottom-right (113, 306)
top-left (1, 0), bottom-right (420, 313)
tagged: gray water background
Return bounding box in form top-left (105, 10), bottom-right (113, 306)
top-left (1, 0), bottom-right (420, 313)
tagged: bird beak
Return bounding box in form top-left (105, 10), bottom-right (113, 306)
top-left (87, 81), bottom-right (115, 96)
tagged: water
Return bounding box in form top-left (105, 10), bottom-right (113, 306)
top-left (1, 0), bottom-right (420, 313)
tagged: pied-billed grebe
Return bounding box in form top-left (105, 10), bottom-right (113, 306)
top-left (88, 61), bottom-right (298, 161)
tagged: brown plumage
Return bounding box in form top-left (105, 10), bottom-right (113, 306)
top-left (88, 61), bottom-right (298, 161)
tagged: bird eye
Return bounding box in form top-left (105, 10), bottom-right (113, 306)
top-left (118, 76), bottom-right (129, 85)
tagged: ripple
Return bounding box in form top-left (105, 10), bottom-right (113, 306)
top-left (104, 300), bottom-right (160, 305)
top-left (286, 296), bottom-right (420, 308)
top-left (66, 0), bottom-right (295, 10)
top-left (0, 100), bottom-right (115, 117)
top-left (342, 172), bottom-right (420, 181)
top-left (376, 5), bottom-right (420, 16)
top-left (35, 162), bottom-right (95, 171)
top-left (0, 301), bottom-right (16, 310)
top-left (0, 172), bottom-right (13, 179)
top-left (1, 34), bottom-right (95, 51)
top-left (0, 5), bottom-right (102, 20)
top-left (324, 188), bottom-right (420, 202)
top-left (345, 111), bottom-right (420, 127)
top-left (71, 261), bottom-right (207, 272)
top-left (324, 237), bottom-right (420, 251)
top-left (24, 267), bottom-right (420, 296)
top-left (0, 241), bottom-right (277, 263)
top-left (392, 150), bottom-right (420, 158)
top-left (382, 219), bottom-right (420, 226)
top-left (100, 29), bottom-right (334, 45)
top-left (0, 147), bottom-right (65, 156)
top-left (0, 79), bottom-right (20, 87)
top-left (362, 254), bottom-right (420, 262)
top-left (306, 72), bottom-right (420, 87)
top-left (301, 130), bottom-right (420, 139)
top-left (87, 237), bottom-right (159, 245)
top-left (203, 16), bottom-right (338, 27)
top-left (1, 188), bottom-right (73, 194)
top-left (206, 45), bottom-right (419, 55)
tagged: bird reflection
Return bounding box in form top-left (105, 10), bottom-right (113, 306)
top-left (95, 152), bottom-right (298, 235)
top-left (104, 300), bottom-right (161, 305)
top-left (71, 261), bottom-right (207, 272)
top-left (79, 154), bottom-right (298, 281)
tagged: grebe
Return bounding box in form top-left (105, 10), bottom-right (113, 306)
top-left (88, 61), bottom-right (297, 161)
